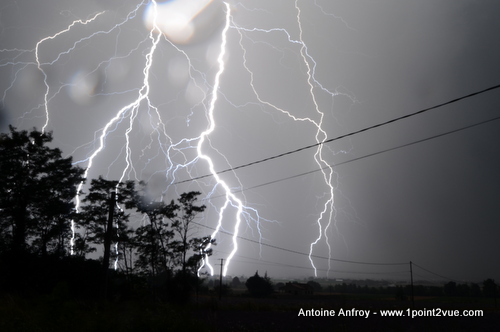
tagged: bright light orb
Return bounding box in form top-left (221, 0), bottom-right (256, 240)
top-left (143, 0), bottom-right (225, 45)
top-left (69, 70), bottom-right (102, 105)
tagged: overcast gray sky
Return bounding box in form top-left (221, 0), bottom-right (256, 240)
top-left (1, 0), bottom-right (499, 283)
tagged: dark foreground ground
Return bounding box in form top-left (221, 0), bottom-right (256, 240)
top-left (1, 292), bottom-right (498, 331)
top-left (194, 293), bottom-right (500, 331)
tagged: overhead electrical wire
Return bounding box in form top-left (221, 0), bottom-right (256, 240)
top-left (184, 85), bottom-right (500, 279)
top-left (212, 115), bottom-right (500, 197)
top-left (182, 85), bottom-right (500, 280)
top-left (412, 261), bottom-right (455, 281)
top-left (174, 83), bottom-right (500, 185)
top-left (194, 220), bottom-right (407, 266)
top-left (196, 221), bottom-right (456, 280)
top-left (229, 256), bottom-right (409, 276)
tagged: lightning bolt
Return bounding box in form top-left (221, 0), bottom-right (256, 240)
top-left (70, 1), bottom-right (162, 256)
top-left (196, 2), bottom-right (253, 276)
top-left (226, 1), bottom-right (345, 277)
top-left (34, 11), bottom-right (106, 133)
top-left (1, 0), bottom-right (356, 277)
top-left (294, 0), bottom-right (337, 278)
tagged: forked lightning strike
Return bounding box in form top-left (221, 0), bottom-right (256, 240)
top-left (229, 1), bottom-right (341, 276)
top-left (1, 0), bottom-right (354, 277)
top-left (35, 11), bottom-right (106, 133)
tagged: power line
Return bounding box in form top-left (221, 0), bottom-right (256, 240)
top-left (174, 83), bottom-right (500, 185)
top-left (211, 233), bottom-right (453, 280)
top-left (412, 262), bottom-right (455, 281)
top-left (210, 115), bottom-right (500, 197)
top-left (199, 221), bottom-right (460, 280)
top-left (191, 117), bottom-right (499, 278)
top-left (193, 220), bottom-right (407, 266)
top-left (182, 85), bottom-right (500, 278)
top-left (229, 255), bottom-right (409, 276)
top-left (193, 218), bottom-right (468, 279)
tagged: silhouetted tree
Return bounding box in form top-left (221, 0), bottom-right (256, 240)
top-left (0, 126), bottom-right (84, 256)
top-left (171, 196), bottom-right (215, 301)
top-left (134, 199), bottom-right (176, 277)
top-left (245, 271), bottom-right (274, 297)
top-left (169, 191), bottom-right (213, 274)
top-left (115, 219), bottom-right (137, 276)
top-left (483, 278), bottom-right (498, 306)
top-left (72, 226), bottom-right (97, 257)
top-left (231, 276), bottom-right (242, 288)
top-left (75, 176), bottom-right (135, 268)
top-left (307, 280), bottom-right (323, 292)
top-left (133, 190), bottom-right (214, 302)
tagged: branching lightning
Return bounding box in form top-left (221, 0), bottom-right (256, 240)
top-left (226, 1), bottom-right (343, 277)
top-left (1, 0), bottom-right (356, 277)
top-left (35, 11), bottom-right (106, 133)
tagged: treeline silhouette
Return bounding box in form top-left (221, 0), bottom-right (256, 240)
top-left (317, 281), bottom-right (497, 300)
top-left (0, 126), bottom-right (214, 302)
top-left (1, 126), bottom-right (498, 305)
top-left (261, 279), bottom-right (498, 301)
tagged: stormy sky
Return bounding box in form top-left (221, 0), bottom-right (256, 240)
top-left (1, 0), bottom-right (499, 283)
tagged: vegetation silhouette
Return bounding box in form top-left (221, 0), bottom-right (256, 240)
top-left (483, 278), bottom-right (498, 306)
top-left (0, 126), bottom-right (84, 258)
top-left (245, 271), bottom-right (274, 297)
top-left (0, 126), bottom-right (215, 303)
top-left (1, 126), bottom-right (500, 330)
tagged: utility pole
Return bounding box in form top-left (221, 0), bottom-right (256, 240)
top-left (219, 258), bottom-right (224, 300)
top-left (410, 261), bottom-right (415, 309)
top-left (102, 190), bottom-right (116, 299)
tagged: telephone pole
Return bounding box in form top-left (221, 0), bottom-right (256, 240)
top-left (410, 261), bottom-right (415, 308)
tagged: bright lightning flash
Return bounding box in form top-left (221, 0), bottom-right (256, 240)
top-left (0, 0), bottom-right (356, 277)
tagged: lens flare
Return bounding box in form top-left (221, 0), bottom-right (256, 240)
top-left (143, 0), bottom-right (225, 44)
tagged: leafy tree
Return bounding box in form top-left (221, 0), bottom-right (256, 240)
top-left (131, 189), bottom-right (215, 302)
top-left (72, 226), bottom-right (97, 257)
top-left (0, 126), bottom-right (84, 256)
top-left (114, 219), bottom-right (137, 276)
top-left (133, 190), bottom-right (214, 276)
top-left (75, 176), bottom-right (135, 268)
top-left (245, 271), bottom-right (274, 297)
top-left (134, 199), bottom-right (176, 277)
top-left (169, 191), bottom-right (214, 274)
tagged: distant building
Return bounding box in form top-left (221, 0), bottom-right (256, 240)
top-left (283, 282), bottom-right (314, 295)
